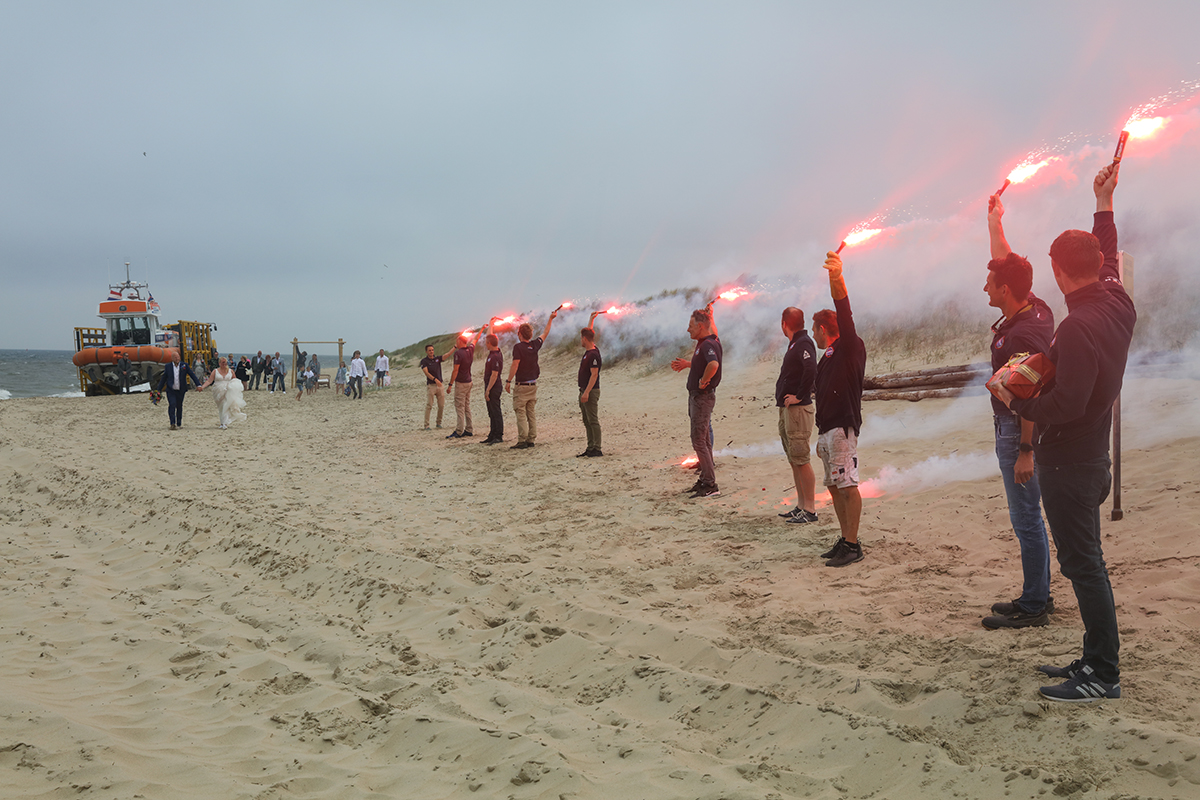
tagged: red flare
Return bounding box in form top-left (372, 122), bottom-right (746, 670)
top-left (1112, 130), bottom-right (1130, 164)
top-left (836, 227), bottom-right (882, 253)
top-left (994, 178), bottom-right (1012, 197)
top-left (680, 455), bottom-right (699, 468)
top-left (1124, 116), bottom-right (1165, 140)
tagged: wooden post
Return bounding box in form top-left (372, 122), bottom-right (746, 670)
top-left (291, 338), bottom-right (300, 393)
top-left (1112, 251), bottom-right (1133, 521)
top-left (338, 338), bottom-right (345, 370)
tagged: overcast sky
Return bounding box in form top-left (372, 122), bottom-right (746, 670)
top-left (2, 1), bottom-right (1198, 355)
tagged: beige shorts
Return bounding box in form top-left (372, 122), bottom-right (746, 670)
top-left (816, 427), bottom-right (860, 489)
top-left (778, 404), bottom-right (814, 466)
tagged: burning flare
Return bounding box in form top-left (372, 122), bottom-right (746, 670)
top-left (1124, 116), bottom-right (1165, 139)
top-left (836, 226), bottom-right (882, 254)
top-left (714, 287), bottom-right (751, 303)
top-left (679, 455), bottom-right (699, 468)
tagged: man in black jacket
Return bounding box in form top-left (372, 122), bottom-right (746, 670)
top-left (995, 163), bottom-right (1135, 702)
top-left (812, 251), bottom-right (867, 567)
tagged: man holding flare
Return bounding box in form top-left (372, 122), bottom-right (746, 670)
top-left (981, 191), bottom-right (1056, 630)
top-left (812, 249), bottom-right (867, 567)
top-left (993, 163), bottom-right (1135, 702)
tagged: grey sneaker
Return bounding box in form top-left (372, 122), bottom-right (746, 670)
top-left (786, 510), bottom-right (818, 524)
top-left (1039, 664), bottom-right (1120, 702)
top-left (778, 507), bottom-right (803, 519)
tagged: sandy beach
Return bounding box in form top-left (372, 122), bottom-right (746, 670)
top-left (2, 353), bottom-right (1198, 800)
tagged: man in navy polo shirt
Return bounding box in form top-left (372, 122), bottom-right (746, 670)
top-left (576, 326), bottom-right (603, 457)
top-left (981, 192), bottom-right (1056, 630)
top-left (671, 308), bottom-right (722, 498)
top-left (775, 306), bottom-right (817, 524)
top-left (505, 309), bottom-right (559, 450)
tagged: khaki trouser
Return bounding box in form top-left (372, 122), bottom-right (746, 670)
top-left (579, 387), bottom-right (601, 451)
top-left (513, 383), bottom-right (538, 443)
top-left (425, 383), bottom-right (445, 427)
top-left (453, 382), bottom-right (473, 435)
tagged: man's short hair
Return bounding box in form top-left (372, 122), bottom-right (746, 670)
top-left (518, 322), bottom-right (533, 340)
top-left (485, 333), bottom-right (498, 347)
top-left (580, 327), bottom-right (595, 342)
top-left (425, 344), bottom-right (435, 352)
top-left (812, 309), bottom-right (838, 339)
top-left (781, 306), bottom-right (805, 331)
top-left (1049, 229), bottom-right (1103, 280)
top-left (691, 308), bottom-right (712, 325)
top-left (987, 252), bottom-right (1034, 301)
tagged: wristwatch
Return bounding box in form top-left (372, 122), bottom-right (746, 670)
top-left (1018, 443), bottom-right (1034, 453)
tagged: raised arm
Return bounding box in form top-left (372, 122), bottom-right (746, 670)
top-left (988, 194), bottom-right (1013, 260)
top-left (541, 308), bottom-right (558, 341)
top-left (823, 251), bottom-right (848, 301)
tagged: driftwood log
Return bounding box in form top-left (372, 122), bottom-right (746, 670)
top-left (863, 353), bottom-right (1198, 401)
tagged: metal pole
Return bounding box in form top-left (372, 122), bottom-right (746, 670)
top-left (1112, 251), bottom-right (1133, 521)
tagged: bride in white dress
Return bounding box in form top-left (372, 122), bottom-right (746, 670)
top-left (198, 357), bottom-right (248, 429)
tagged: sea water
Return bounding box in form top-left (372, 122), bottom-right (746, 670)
top-left (0, 349), bottom-right (86, 399)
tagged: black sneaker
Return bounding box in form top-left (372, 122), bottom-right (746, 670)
top-left (982, 608), bottom-right (1049, 629)
top-left (461, 432), bottom-right (473, 437)
top-left (1039, 664), bottom-right (1120, 702)
top-left (510, 441), bottom-right (533, 450)
top-left (481, 438), bottom-right (501, 445)
top-left (820, 537), bottom-right (847, 559)
top-left (786, 510), bottom-right (818, 525)
top-left (683, 480), bottom-right (705, 494)
top-left (446, 432), bottom-right (462, 439)
top-left (991, 596), bottom-right (1056, 615)
top-left (576, 450), bottom-right (590, 457)
top-left (585, 449), bottom-right (603, 457)
top-left (1037, 659), bottom-right (1084, 680)
top-left (690, 483), bottom-right (720, 498)
top-left (778, 507), bottom-right (803, 519)
top-left (825, 540), bottom-right (863, 567)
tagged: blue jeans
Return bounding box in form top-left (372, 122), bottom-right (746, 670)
top-left (1038, 458), bottom-right (1119, 683)
top-left (994, 414), bottom-right (1050, 613)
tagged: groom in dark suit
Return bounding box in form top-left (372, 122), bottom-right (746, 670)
top-left (157, 350), bottom-right (202, 430)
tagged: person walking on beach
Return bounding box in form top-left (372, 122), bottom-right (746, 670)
top-left (775, 307), bottom-right (818, 525)
top-left (812, 250), bottom-right (867, 567)
top-left (420, 344), bottom-right (448, 429)
top-left (993, 164), bottom-right (1135, 702)
top-left (297, 364), bottom-right (314, 400)
top-left (505, 309), bottom-right (559, 450)
top-left (235, 356), bottom-right (250, 390)
top-left (348, 350), bottom-right (368, 399)
top-left (374, 349), bottom-right (390, 389)
top-left (157, 350), bottom-right (201, 430)
top-left (198, 356), bottom-right (248, 429)
top-left (671, 308), bottom-right (722, 498)
top-left (482, 330), bottom-right (505, 444)
top-left (309, 354), bottom-right (321, 390)
top-left (576, 326), bottom-right (602, 457)
top-left (980, 192), bottom-right (1056, 630)
top-left (446, 329), bottom-right (483, 438)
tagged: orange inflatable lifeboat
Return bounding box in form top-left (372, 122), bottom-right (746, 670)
top-left (72, 345), bottom-right (174, 368)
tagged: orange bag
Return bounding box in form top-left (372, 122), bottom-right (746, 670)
top-left (987, 352), bottom-right (1055, 401)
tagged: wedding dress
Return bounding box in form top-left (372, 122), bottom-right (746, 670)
top-left (210, 368), bottom-right (248, 428)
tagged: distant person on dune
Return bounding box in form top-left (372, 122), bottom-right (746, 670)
top-left (671, 307), bottom-right (722, 498)
top-left (374, 349), bottom-right (389, 389)
top-left (993, 164), bottom-right (1135, 703)
top-left (812, 250), bottom-right (867, 567)
top-left (980, 192), bottom-right (1055, 631)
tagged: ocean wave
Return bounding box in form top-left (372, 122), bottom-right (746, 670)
top-left (50, 391), bottom-right (87, 398)
top-left (0, 389), bottom-right (11, 401)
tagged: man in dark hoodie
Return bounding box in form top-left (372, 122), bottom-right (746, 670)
top-left (994, 163), bottom-right (1135, 702)
top-left (981, 195), bottom-right (1056, 630)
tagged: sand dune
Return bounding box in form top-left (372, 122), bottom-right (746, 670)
top-left (1, 356), bottom-right (1197, 799)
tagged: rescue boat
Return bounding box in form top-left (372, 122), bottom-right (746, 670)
top-left (73, 263), bottom-right (218, 395)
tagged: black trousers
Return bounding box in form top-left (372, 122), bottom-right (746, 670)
top-left (165, 388), bottom-right (185, 426)
top-left (486, 393), bottom-right (504, 440)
